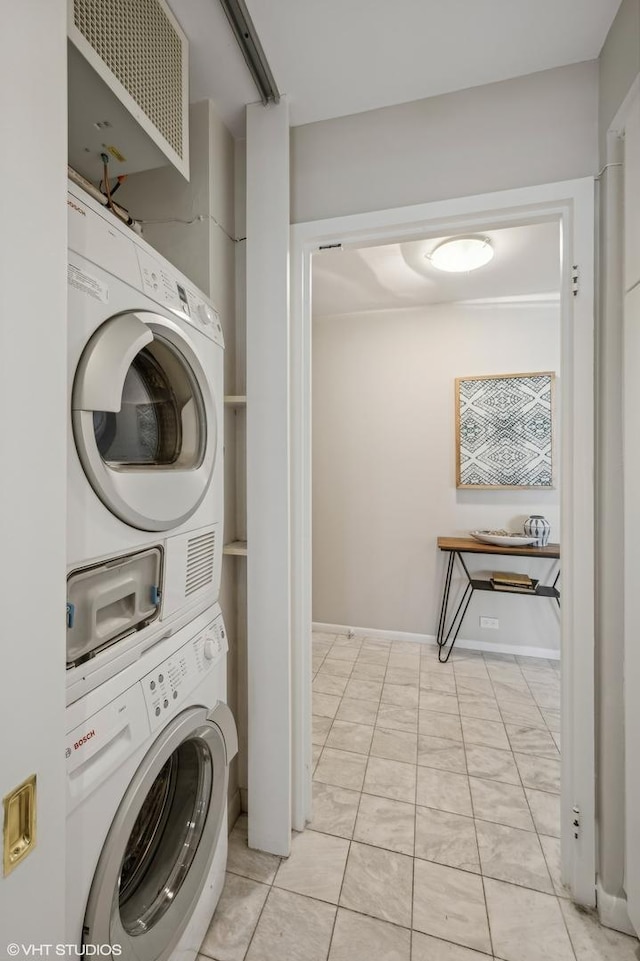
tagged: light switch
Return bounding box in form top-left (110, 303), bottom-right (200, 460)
top-left (3, 774), bottom-right (36, 876)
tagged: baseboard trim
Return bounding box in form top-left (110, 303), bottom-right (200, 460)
top-left (227, 788), bottom-right (242, 831)
top-left (597, 882), bottom-right (637, 936)
top-left (312, 621), bottom-right (560, 661)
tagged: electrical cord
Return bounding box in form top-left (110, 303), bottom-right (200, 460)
top-left (101, 154), bottom-right (132, 225)
top-left (138, 213), bottom-right (246, 243)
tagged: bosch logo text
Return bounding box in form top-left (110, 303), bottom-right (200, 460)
top-left (74, 730), bottom-right (96, 751)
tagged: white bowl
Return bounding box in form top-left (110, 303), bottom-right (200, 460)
top-left (470, 530), bottom-right (539, 547)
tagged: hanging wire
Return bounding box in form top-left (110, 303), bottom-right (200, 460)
top-left (137, 213), bottom-right (246, 243)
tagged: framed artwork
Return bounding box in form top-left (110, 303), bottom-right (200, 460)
top-left (455, 371), bottom-right (555, 489)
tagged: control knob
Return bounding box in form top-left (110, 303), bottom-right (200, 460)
top-left (197, 303), bottom-right (216, 327)
top-left (203, 635), bottom-right (218, 661)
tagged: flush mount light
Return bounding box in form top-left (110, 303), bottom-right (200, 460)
top-left (427, 237), bottom-right (494, 273)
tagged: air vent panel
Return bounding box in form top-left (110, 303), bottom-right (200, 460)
top-left (185, 531), bottom-right (216, 597)
top-left (69, 0), bottom-right (189, 179)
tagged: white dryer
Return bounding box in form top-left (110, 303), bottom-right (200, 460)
top-left (67, 182), bottom-right (224, 699)
top-left (66, 604), bottom-right (236, 961)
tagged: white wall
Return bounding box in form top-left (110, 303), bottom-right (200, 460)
top-left (0, 0), bottom-right (67, 945)
top-left (313, 302), bottom-right (560, 653)
top-left (291, 61), bottom-right (598, 224)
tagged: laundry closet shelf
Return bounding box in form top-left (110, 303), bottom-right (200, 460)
top-left (223, 540), bottom-right (248, 556)
top-left (224, 395), bottom-right (247, 407)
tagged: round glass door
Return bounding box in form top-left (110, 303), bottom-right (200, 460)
top-left (72, 312), bottom-right (218, 532)
top-left (83, 708), bottom-right (230, 960)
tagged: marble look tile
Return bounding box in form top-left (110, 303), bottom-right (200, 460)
top-left (526, 788), bottom-right (561, 838)
top-left (313, 674), bottom-right (348, 697)
top-left (500, 700), bottom-right (547, 730)
top-left (370, 726), bottom-right (418, 763)
top-left (313, 692), bottom-right (342, 718)
top-left (376, 703), bottom-right (419, 732)
top-left (318, 658), bottom-right (354, 678)
top-left (539, 835), bottom-right (571, 898)
top-left (419, 709), bottom-right (463, 741)
top-left (227, 816), bottom-right (281, 883)
top-left (246, 888), bottom-right (336, 961)
top-left (415, 806), bottom-right (479, 873)
top-left (458, 693), bottom-right (502, 722)
top-left (462, 716), bottom-right (510, 751)
top-left (336, 696), bottom-right (379, 725)
top-left (464, 744), bottom-right (520, 785)
top-left (386, 667), bottom-right (421, 688)
top-left (340, 841), bottom-right (413, 927)
top-left (357, 650), bottom-right (390, 666)
top-left (329, 646), bottom-right (359, 662)
top-left (552, 731), bottom-right (561, 752)
top-left (484, 877), bottom-right (575, 961)
top-left (381, 682), bottom-right (420, 707)
top-left (559, 898), bottom-right (640, 960)
top-left (329, 909), bottom-right (411, 961)
top-left (469, 777), bottom-right (535, 831)
top-left (310, 782), bottom-right (360, 839)
top-left (363, 756), bottom-right (417, 803)
top-left (419, 672), bottom-right (457, 694)
top-left (312, 714), bottom-right (333, 746)
top-left (274, 829), bottom-right (349, 903)
top-left (412, 932), bottom-right (497, 961)
top-left (362, 636), bottom-right (392, 650)
top-left (506, 724), bottom-right (560, 760)
top-left (420, 692), bottom-right (460, 715)
top-left (528, 683), bottom-right (560, 711)
top-left (344, 677), bottom-right (383, 701)
top-left (413, 859), bottom-right (491, 954)
top-left (416, 767), bottom-right (472, 817)
top-left (542, 709), bottom-right (561, 733)
top-left (388, 652), bottom-right (421, 671)
top-left (452, 659), bottom-right (490, 680)
top-left (475, 819), bottom-right (553, 894)
top-left (326, 719), bottom-right (374, 755)
top-left (351, 661), bottom-right (387, 680)
top-left (392, 639), bottom-right (423, 654)
top-left (354, 793), bottom-right (415, 855)
top-left (491, 678), bottom-right (532, 700)
top-left (313, 631), bottom-right (338, 643)
top-left (514, 753), bottom-right (561, 794)
top-left (200, 872), bottom-right (269, 961)
top-left (418, 735), bottom-right (467, 774)
top-left (314, 747), bottom-right (368, 791)
top-left (312, 743), bottom-right (322, 771)
top-left (455, 675), bottom-right (495, 698)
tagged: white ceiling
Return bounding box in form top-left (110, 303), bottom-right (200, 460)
top-left (171, 0), bottom-right (621, 135)
top-left (312, 221), bottom-right (561, 317)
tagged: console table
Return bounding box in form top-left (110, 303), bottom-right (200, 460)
top-left (436, 536), bottom-right (561, 663)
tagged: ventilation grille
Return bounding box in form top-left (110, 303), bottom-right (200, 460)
top-left (73, 0), bottom-right (184, 158)
top-left (185, 531), bottom-right (216, 597)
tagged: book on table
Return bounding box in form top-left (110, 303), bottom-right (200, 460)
top-left (490, 571), bottom-right (539, 593)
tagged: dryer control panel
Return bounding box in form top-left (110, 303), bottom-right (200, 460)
top-left (141, 615), bottom-right (228, 732)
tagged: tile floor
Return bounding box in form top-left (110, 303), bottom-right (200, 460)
top-left (199, 632), bottom-right (639, 961)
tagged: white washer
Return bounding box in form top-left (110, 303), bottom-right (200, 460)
top-left (67, 182), bottom-right (224, 698)
top-left (66, 605), bottom-right (236, 961)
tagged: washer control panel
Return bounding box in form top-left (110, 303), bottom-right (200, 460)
top-left (136, 247), bottom-right (224, 348)
top-left (142, 615), bottom-right (228, 732)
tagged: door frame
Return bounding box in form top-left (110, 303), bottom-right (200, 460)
top-left (290, 178), bottom-right (596, 905)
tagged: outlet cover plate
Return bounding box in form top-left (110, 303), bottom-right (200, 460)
top-left (480, 616), bottom-right (499, 630)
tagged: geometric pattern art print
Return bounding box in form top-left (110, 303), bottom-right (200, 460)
top-left (456, 372), bottom-right (554, 488)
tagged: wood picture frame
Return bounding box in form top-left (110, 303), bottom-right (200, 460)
top-left (455, 371), bottom-right (555, 490)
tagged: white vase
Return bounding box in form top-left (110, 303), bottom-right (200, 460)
top-left (524, 515), bottom-right (551, 547)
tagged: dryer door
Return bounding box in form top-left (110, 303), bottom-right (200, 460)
top-left (83, 704), bottom-right (236, 961)
top-left (72, 311), bottom-right (217, 531)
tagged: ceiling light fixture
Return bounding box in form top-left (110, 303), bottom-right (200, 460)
top-left (427, 237), bottom-right (494, 273)
top-left (218, 0), bottom-right (281, 105)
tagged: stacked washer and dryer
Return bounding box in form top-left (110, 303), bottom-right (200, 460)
top-left (65, 181), bottom-right (236, 960)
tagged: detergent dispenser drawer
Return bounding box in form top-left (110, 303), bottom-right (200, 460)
top-left (67, 547), bottom-right (163, 667)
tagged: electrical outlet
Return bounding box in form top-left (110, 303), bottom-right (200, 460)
top-left (480, 616), bottom-right (499, 630)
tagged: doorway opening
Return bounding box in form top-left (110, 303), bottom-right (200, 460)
top-left (290, 180), bottom-right (596, 911)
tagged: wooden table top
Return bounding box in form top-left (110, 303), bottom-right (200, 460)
top-left (437, 536), bottom-right (560, 559)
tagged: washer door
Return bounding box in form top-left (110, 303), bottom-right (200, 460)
top-left (83, 704), bottom-right (236, 961)
top-left (72, 311), bottom-right (217, 531)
